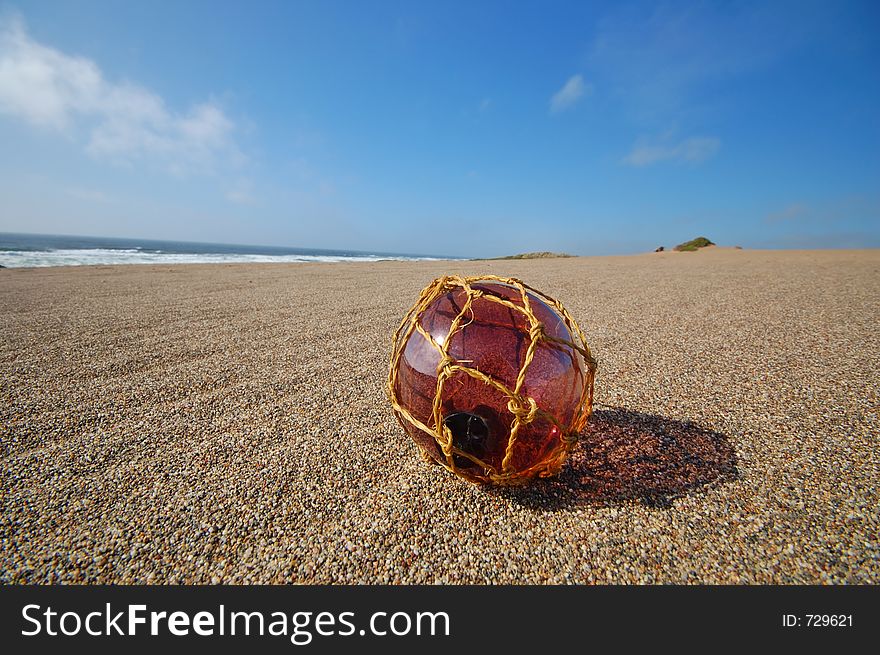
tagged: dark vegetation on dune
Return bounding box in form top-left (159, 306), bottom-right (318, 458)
top-left (481, 251), bottom-right (574, 260)
top-left (673, 236), bottom-right (715, 252)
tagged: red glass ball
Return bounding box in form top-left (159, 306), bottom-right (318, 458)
top-left (389, 278), bottom-right (594, 484)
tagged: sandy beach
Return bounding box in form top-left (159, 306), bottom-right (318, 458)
top-left (1, 248), bottom-right (877, 584)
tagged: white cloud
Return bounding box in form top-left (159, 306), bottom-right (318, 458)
top-left (0, 16), bottom-right (240, 174)
top-left (550, 74), bottom-right (589, 113)
top-left (623, 135), bottom-right (720, 166)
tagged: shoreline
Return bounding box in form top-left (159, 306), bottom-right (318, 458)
top-left (1, 246), bottom-right (878, 272)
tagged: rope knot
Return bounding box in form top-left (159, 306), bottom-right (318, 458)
top-left (439, 424), bottom-right (455, 453)
top-left (437, 354), bottom-right (456, 372)
top-left (507, 395), bottom-right (538, 423)
top-left (529, 322), bottom-right (544, 341)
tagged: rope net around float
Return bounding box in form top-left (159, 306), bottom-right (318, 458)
top-left (387, 275), bottom-right (597, 485)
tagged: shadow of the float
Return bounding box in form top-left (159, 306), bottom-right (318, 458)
top-left (495, 407), bottom-right (739, 510)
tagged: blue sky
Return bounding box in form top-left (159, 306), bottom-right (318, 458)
top-left (0, 0), bottom-right (878, 257)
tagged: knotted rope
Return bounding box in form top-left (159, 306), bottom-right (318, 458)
top-left (387, 275), bottom-right (597, 485)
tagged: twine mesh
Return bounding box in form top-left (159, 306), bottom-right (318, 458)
top-left (387, 275), bottom-right (597, 485)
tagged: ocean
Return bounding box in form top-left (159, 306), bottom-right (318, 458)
top-left (0, 232), bottom-right (455, 268)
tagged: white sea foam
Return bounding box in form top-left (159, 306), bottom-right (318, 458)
top-left (0, 248), bottom-right (444, 268)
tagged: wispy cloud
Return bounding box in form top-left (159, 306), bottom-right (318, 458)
top-left (226, 179), bottom-right (257, 206)
top-left (588, 3), bottom-right (834, 124)
top-left (479, 97), bottom-right (491, 112)
top-left (764, 196), bottom-right (880, 226)
top-left (550, 74), bottom-right (589, 114)
top-left (765, 203), bottom-right (808, 223)
top-left (66, 186), bottom-right (112, 203)
top-left (0, 16), bottom-right (241, 174)
top-left (623, 134), bottom-right (720, 167)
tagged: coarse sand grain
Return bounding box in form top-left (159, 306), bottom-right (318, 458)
top-left (1, 248), bottom-right (877, 583)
